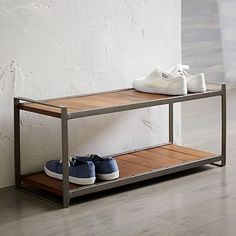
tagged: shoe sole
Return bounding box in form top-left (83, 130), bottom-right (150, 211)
top-left (44, 165), bottom-right (96, 185)
top-left (188, 87), bottom-right (207, 93)
top-left (134, 85), bottom-right (187, 96)
top-left (97, 171), bottom-right (119, 181)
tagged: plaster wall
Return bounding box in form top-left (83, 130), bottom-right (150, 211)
top-left (0, 0), bottom-right (181, 188)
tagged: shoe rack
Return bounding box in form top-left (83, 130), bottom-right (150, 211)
top-left (14, 83), bottom-right (226, 207)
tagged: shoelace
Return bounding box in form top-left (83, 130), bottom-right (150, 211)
top-left (74, 154), bottom-right (110, 160)
top-left (176, 64), bottom-right (189, 75)
top-left (59, 156), bottom-right (80, 167)
top-left (59, 154), bottom-right (111, 167)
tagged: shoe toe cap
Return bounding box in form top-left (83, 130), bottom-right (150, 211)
top-left (45, 160), bottom-right (60, 172)
top-left (133, 77), bottom-right (147, 88)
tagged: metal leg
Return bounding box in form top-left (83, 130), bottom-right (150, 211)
top-left (169, 102), bottom-right (174, 143)
top-left (61, 108), bottom-right (70, 207)
top-left (221, 83), bottom-right (227, 166)
top-left (14, 98), bottom-right (21, 188)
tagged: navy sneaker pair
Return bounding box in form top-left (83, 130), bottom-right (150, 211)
top-left (44, 155), bottom-right (119, 185)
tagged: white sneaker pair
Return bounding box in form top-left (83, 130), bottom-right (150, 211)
top-left (133, 64), bottom-right (206, 95)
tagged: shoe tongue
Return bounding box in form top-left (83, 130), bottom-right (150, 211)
top-left (71, 154), bottom-right (98, 163)
top-left (148, 66), bottom-right (162, 77)
top-left (177, 64), bottom-right (189, 71)
top-left (92, 155), bottom-right (112, 162)
top-left (151, 66), bottom-right (171, 78)
top-left (169, 64), bottom-right (189, 77)
top-left (155, 66), bottom-right (164, 75)
top-left (70, 154), bottom-right (112, 165)
top-left (69, 157), bottom-right (84, 166)
top-left (91, 154), bottom-right (103, 161)
top-left (168, 67), bottom-right (181, 77)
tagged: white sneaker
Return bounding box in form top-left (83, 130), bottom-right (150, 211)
top-left (168, 64), bottom-right (206, 93)
top-left (133, 66), bottom-right (187, 96)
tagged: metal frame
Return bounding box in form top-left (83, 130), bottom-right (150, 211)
top-left (61, 107), bottom-right (70, 207)
top-left (221, 84), bottom-right (227, 166)
top-left (14, 83), bottom-right (227, 207)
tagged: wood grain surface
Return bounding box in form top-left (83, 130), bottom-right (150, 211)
top-left (21, 144), bottom-right (215, 196)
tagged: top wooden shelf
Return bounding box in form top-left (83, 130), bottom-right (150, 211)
top-left (17, 87), bottom-right (223, 119)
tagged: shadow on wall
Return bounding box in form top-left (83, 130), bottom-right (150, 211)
top-left (182, 0), bottom-right (225, 84)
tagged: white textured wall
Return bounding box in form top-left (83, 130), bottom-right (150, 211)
top-left (0, 0), bottom-right (181, 188)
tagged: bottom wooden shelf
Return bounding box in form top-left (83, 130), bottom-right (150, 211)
top-left (21, 144), bottom-right (218, 197)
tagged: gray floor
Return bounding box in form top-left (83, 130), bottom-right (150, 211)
top-left (0, 89), bottom-right (235, 236)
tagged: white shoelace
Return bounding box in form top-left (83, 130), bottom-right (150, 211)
top-left (176, 64), bottom-right (190, 75)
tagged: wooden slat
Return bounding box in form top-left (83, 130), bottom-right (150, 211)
top-left (48, 96), bottom-right (115, 110)
top-left (161, 144), bottom-right (214, 158)
top-left (118, 154), bottom-right (166, 169)
top-left (132, 150), bottom-right (186, 165)
top-left (146, 147), bottom-right (200, 161)
top-left (117, 89), bottom-right (169, 100)
top-left (65, 94), bottom-right (134, 108)
top-left (101, 92), bottom-right (153, 103)
top-left (116, 159), bottom-right (153, 178)
top-left (100, 94), bottom-right (139, 105)
top-left (48, 98), bottom-right (97, 111)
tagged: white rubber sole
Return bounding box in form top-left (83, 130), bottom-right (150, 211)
top-left (188, 87), bottom-right (207, 93)
top-left (44, 165), bottom-right (96, 185)
top-left (134, 84), bottom-right (187, 96)
top-left (97, 171), bottom-right (119, 181)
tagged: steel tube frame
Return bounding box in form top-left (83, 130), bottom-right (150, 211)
top-left (14, 98), bottom-right (21, 188)
top-left (169, 102), bottom-right (174, 143)
top-left (16, 96), bottom-right (66, 109)
top-left (14, 83), bottom-right (227, 207)
top-left (61, 108), bottom-right (70, 207)
top-left (221, 83), bottom-right (227, 166)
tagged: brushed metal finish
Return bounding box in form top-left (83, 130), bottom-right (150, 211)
top-left (221, 84), bottom-right (227, 166)
top-left (14, 98), bottom-right (21, 188)
top-left (16, 96), bottom-right (66, 109)
top-left (169, 102), bottom-right (174, 143)
top-left (61, 108), bottom-right (70, 208)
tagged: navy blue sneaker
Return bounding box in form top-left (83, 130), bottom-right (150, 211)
top-left (44, 157), bottom-right (96, 185)
top-left (73, 155), bottom-right (119, 181)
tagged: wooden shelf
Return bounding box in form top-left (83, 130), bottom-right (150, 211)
top-left (18, 89), bottom-right (168, 117)
top-left (21, 144), bottom-right (216, 196)
top-left (18, 88), bottom-right (220, 118)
